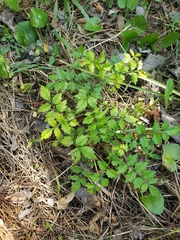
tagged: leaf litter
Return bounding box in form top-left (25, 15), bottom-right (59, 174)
top-left (0, 0), bottom-right (180, 239)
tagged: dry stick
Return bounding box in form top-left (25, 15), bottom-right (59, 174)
top-left (138, 74), bottom-right (180, 97)
top-left (86, 25), bottom-right (130, 52)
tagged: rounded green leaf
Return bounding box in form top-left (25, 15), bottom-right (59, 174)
top-left (162, 144), bottom-right (180, 172)
top-left (30, 8), bottom-right (48, 28)
top-left (4, 0), bottom-right (20, 11)
top-left (101, 178), bottom-right (109, 187)
top-left (106, 169), bottom-right (118, 178)
top-left (84, 17), bottom-right (102, 32)
top-left (121, 30), bottom-right (138, 50)
top-left (125, 16), bottom-right (147, 35)
top-left (14, 21), bottom-right (37, 46)
top-left (141, 188), bottom-right (164, 215)
top-left (72, 180), bottom-right (81, 192)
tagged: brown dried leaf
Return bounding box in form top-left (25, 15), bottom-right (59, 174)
top-left (57, 192), bottom-right (75, 210)
top-left (89, 220), bottom-right (100, 235)
top-left (117, 14), bottom-right (124, 31)
top-left (89, 213), bottom-right (101, 235)
top-left (11, 190), bottom-right (32, 203)
top-left (18, 208), bottom-right (31, 220)
top-left (77, 24), bottom-right (87, 34)
top-left (0, 9), bottom-right (15, 32)
top-left (145, 108), bottom-right (160, 122)
top-left (11, 136), bottom-right (18, 151)
top-left (76, 18), bottom-right (86, 24)
top-left (93, 2), bottom-right (104, 14)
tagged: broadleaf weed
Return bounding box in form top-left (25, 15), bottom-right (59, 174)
top-left (38, 48), bottom-right (180, 214)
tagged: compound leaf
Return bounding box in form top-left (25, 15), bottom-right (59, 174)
top-left (80, 146), bottom-right (97, 159)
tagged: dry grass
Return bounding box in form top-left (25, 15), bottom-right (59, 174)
top-left (0, 84), bottom-right (180, 240)
top-left (0, 0), bottom-right (180, 239)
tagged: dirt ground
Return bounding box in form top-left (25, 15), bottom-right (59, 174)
top-left (0, 0), bottom-right (180, 239)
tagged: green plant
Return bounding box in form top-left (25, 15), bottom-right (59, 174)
top-left (14, 8), bottom-right (48, 46)
top-left (0, 54), bottom-right (13, 78)
top-left (121, 16), bottom-right (179, 51)
top-left (46, 221), bottom-right (53, 231)
top-left (118, 0), bottom-right (138, 11)
top-left (1, 26), bottom-right (14, 42)
top-left (3, 0), bottom-right (20, 11)
top-left (72, 0), bottom-right (102, 32)
top-left (37, 48), bottom-right (180, 214)
top-left (101, 0), bottom-right (114, 9)
top-left (165, 11), bottom-right (180, 31)
top-left (121, 15), bottom-right (147, 50)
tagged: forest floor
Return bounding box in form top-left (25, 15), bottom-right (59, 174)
top-left (0, 0), bottom-right (180, 239)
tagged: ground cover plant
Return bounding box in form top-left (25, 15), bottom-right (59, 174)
top-left (0, 0), bottom-right (180, 239)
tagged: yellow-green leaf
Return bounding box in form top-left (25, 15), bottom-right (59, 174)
top-left (54, 127), bottom-right (61, 138)
top-left (76, 135), bottom-right (88, 147)
top-left (52, 93), bottom-right (62, 105)
top-left (41, 128), bottom-right (53, 140)
top-left (40, 86), bottom-right (51, 101)
top-left (38, 103), bottom-right (51, 112)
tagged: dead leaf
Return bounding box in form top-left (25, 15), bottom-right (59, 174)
top-left (11, 136), bottom-right (18, 151)
top-left (109, 7), bottom-right (120, 15)
top-left (93, 2), bottom-right (104, 14)
top-left (21, 125), bottom-right (30, 134)
top-left (76, 18), bottom-right (86, 24)
top-left (34, 196), bottom-right (54, 207)
top-left (89, 220), bottom-right (100, 235)
top-left (117, 14), bottom-right (124, 31)
top-left (51, 18), bottom-right (63, 32)
top-left (136, 6), bottom-right (146, 16)
top-left (0, 179), bottom-right (9, 192)
top-left (87, 5), bottom-right (100, 17)
top-left (76, 187), bottom-right (95, 206)
top-left (43, 42), bottom-right (49, 53)
top-left (145, 108), bottom-right (160, 122)
top-left (131, 225), bottom-right (143, 240)
top-left (18, 208), bottom-right (31, 220)
top-left (77, 24), bottom-right (87, 34)
top-left (142, 54), bottom-right (166, 72)
top-left (89, 213), bottom-right (101, 235)
top-left (57, 192), bottom-right (75, 210)
top-left (160, 105), bottom-right (180, 143)
top-left (46, 198), bottom-right (55, 207)
top-left (0, 9), bottom-right (15, 32)
top-left (15, 98), bottom-right (24, 109)
top-left (94, 196), bottom-right (102, 208)
top-left (11, 190), bottom-right (32, 203)
top-left (30, 119), bottom-right (49, 133)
